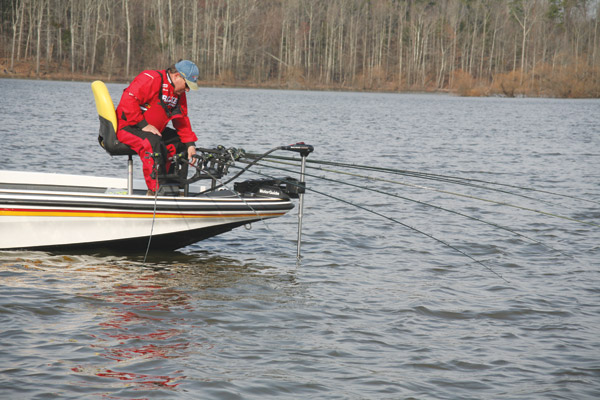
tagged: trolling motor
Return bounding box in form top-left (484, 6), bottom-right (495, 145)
top-left (280, 143), bottom-right (313, 258)
top-left (233, 145), bottom-right (313, 198)
top-left (233, 142), bottom-right (314, 258)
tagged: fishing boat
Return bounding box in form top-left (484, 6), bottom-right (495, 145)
top-left (0, 81), bottom-right (312, 251)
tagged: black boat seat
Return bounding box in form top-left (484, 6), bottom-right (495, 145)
top-left (91, 81), bottom-right (135, 194)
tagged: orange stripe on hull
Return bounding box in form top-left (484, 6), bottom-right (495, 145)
top-left (0, 208), bottom-right (285, 219)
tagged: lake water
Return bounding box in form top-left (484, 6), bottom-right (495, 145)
top-left (0, 78), bottom-right (599, 399)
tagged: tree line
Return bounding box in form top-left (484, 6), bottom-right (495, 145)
top-left (1, 0), bottom-right (599, 97)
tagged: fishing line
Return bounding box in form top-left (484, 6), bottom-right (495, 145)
top-left (231, 164), bottom-right (509, 283)
top-left (250, 157), bottom-right (598, 228)
top-left (265, 158), bottom-right (577, 213)
top-left (239, 160), bottom-right (572, 257)
top-left (254, 154), bottom-right (600, 207)
top-left (261, 157), bottom-right (560, 208)
top-left (144, 162), bottom-right (160, 263)
top-left (310, 163), bottom-right (599, 228)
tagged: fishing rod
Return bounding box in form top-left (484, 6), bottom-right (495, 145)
top-left (251, 154), bottom-right (600, 207)
top-left (249, 157), bottom-right (598, 228)
top-left (231, 164), bottom-right (509, 283)
top-left (239, 159), bottom-right (573, 258)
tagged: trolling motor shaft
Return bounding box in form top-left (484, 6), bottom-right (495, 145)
top-left (279, 143), bottom-right (314, 259)
top-left (297, 152), bottom-right (308, 259)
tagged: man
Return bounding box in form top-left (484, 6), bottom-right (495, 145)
top-left (116, 60), bottom-right (199, 195)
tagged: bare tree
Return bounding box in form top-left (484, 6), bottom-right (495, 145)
top-left (1, 0), bottom-right (598, 96)
top-left (123, 0), bottom-right (131, 78)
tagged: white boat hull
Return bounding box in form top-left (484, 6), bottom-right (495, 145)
top-left (0, 171), bottom-right (294, 250)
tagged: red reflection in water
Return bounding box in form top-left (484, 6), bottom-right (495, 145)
top-left (71, 365), bottom-right (184, 388)
top-left (100, 343), bottom-right (189, 362)
top-left (77, 278), bottom-right (195, 394)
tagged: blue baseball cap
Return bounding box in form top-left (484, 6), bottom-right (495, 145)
top-left (175, 60), bottom-right (199, 90)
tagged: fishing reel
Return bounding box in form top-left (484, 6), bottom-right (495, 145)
top-left (147, 145), bottom-right (243, 187)
top-left (187, 145), bottom-right (245, 182)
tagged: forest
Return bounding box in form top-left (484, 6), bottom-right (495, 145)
top-left (0, 0), bottom-right (599, 97)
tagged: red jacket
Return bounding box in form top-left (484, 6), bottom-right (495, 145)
top-left (116, 69), bottom-right (197, 144)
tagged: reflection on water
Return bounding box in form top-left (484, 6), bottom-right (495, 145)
top-left (80, 278), bottom-right (192, 391)
top-left (0, 250), bottom-right (297, 398)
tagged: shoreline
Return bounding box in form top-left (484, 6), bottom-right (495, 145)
top-left (1, 71), bottom-right (451, 96)
top-left (2, 65), bottom-right (597, 99)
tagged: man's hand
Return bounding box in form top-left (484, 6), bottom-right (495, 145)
top-left (142, 124), bottom-right (161, 136)
top-left (187, 145), bottom-right (197, 165)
